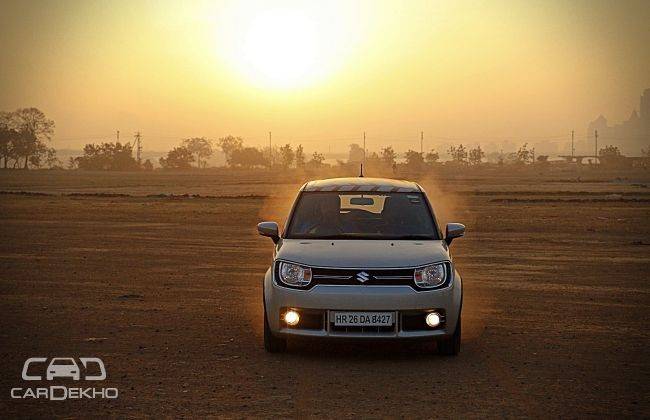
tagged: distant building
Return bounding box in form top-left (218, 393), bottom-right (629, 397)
top-left (586, 88), bottom-right (650, 155)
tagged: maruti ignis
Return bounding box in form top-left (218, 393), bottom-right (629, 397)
top-left (258, 177), bottom-right (465, 355)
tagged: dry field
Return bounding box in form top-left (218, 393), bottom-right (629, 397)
top-left (0, 169), bottom-right (649, 418)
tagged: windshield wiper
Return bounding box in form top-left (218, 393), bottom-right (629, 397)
top-left (389, 234), bottom-right (436, 240)
top-left (289, 233), bottom-right (436, 240)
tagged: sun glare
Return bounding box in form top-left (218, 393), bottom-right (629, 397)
top-left (215, 3), bottom-right (360, 90)
top-left (240, 11), bottom-right (319, 88)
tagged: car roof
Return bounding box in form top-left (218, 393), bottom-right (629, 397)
top-left (302, 177), bottom-right (421, 193)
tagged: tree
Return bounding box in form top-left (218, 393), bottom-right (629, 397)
top-left (217, 135), bottom-right (244, 166)
top-left (448, 144), bottom-right (468, 164)
top-left (279, 144), bottom-right (294, 168)
top-left (468, 145), bottom-right (485, 165)
top-left (12, 108), bottom-right (55, 169)
top-left (381, 146), bottom-right (397, 167)
top-left (0, 108), bottom-right (55, 169)
top-left (159, 146), bottom-right (195, 169)
top-left (67, 157), bottom-right (78, 170)
top-left (404, 149), bottom-right (424, 169)
top-left (29, 143), bottom-right (60, 169)
top-left (309, 152), bottom-right (325, 168)
top-left (599, 145), bottom-right (621, 158)
top-left (0, 112), bottom-right (19, 168)
top-left (183, 137), bottom-right (213, 168)
top-left (425, 149), bottom-right (440, 165)
top-left (348, 143), bottom-right (364, 163)
top-left (514, 143), bottom-right (533, 164)
top-left (142, 159), bottom-right (154, 171)
top-left (295, 144), bottom-right (306, 168)
top-left (230, 147), bottom-right (268, 168)
top-left (76, 142), bottom-right (140, 171)
top-left (599, 145), bottom-right (626, 167)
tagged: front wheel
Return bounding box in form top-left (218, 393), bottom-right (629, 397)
top-left (263, 306), bottom-right (287, 353)
top-left (437, 314), bottom-right (461, 356)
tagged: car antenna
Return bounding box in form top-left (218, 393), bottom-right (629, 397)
top-left (359, 163), bottom-right (364, 177)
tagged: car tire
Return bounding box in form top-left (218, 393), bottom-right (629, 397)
top-left (437, 314), bottom-right (461, 356)
top-left (263, 306), bottom-right (287, 353)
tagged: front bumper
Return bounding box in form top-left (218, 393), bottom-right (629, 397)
top-left (263, 267), bottom-right (462, 339)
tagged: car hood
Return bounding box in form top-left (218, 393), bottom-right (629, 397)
top-left (276, 239), bottom-right (449, 268)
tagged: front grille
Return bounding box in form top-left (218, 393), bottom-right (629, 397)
top-left (311, 267), bottom-right (415, 286)
top-left (274, 262), bottom-right (452, 291)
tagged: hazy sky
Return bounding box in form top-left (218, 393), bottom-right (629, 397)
top-left (1, 0), bottom-right (649, 154)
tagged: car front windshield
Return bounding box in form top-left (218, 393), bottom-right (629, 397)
top-left (51, 359), bottom-right (75, 365)
top-left (286, 192), bottom-right (438, 240)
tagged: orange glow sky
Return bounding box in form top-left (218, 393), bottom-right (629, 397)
top-left (1, 0), bottom-right (649, 154)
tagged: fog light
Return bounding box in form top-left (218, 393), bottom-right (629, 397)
top-left (425, 312), bottom-right (441, 328)
top-left (284, 310), bottom-right (300, 326)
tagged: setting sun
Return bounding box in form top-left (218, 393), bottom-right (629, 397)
top-left (214, 3), bottom-right (361, 90)
top-left (236, 10), bottom-right (320, 88)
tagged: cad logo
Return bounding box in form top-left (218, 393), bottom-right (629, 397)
top-left (356, 271), bottom-right (370, 283)
top-left (22, 357), bottom-right (106, 381)
top-left (11, 357), bottom-right (118, 401)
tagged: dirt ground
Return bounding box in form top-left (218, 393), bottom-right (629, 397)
top-left (0, 169), bottom-right (649, 418)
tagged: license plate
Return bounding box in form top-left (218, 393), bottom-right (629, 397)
top-left (332, 311), bottom-right (394, 327)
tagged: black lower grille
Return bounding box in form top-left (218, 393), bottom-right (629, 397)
top-left (329, 325), bottom-right (395, 334)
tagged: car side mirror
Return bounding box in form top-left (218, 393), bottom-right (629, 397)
top-left (257, 221), bottom-right (280, 244)
top-left (445, 223), bottom-right (465, 245)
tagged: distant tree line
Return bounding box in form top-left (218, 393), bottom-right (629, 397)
top-left (157, 135), bottom-right (325, 170)
top-left (0, 108), bottom-right (58, 169)
top-left (72, 142), bottom-right (143, 171)
top-left (5, 113), bottom-right (641, 172)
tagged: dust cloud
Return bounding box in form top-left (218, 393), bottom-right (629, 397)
top-left (416, 175), bottom-right (494, 342)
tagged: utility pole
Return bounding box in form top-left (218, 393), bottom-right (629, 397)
top-left (571, 130), bottom-right (574, 159)
top-left (134, 132), bottom-right (142, 165)
top-left (268, 131), bottom-right (272, 167)
top-left (116, 130), bottom-right (120, 143)
top-left (363, 132), bottom-right (366, 163)
top-left (420, 131), bottom-right (424, 155)
top-left (594, 129), bottom-right (598, 164)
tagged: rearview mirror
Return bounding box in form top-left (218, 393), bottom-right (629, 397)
top-left (445, 223), bottom-right (465, 245)
top-left (257, 221), bottom-right (280, 244)
top-left (350, 197), bottom-right (374, 206)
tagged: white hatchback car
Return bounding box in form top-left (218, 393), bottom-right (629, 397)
top-left (258, 177), bottom-right (465, 355)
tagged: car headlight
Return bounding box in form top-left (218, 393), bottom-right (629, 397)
top-left (278, 262), bottom-right (312, 287)
top-left (414, 263), bottom-right (448, 288)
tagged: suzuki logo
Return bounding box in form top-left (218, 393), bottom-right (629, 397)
top-left (356, 271), bottom-right (370, 283)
